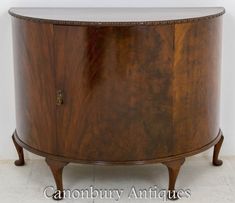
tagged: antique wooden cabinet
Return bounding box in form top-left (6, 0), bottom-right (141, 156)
top-left (9, 7), bottom-right (225, 200)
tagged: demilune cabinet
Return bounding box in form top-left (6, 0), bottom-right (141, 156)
top-left (9, 7), bottom-right (225, 200)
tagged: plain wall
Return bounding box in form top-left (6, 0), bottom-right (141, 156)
top-left (0, 0), bottom-right (234, 160)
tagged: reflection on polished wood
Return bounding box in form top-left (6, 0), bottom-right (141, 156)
top-left (9, 7), bottom-right (225, 199)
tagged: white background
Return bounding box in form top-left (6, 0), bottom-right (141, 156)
top-left (0, 0), bottom-right (235, 160)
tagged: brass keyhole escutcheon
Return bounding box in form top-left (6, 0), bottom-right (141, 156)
top-left (56, 90), bottom-right (63, 106)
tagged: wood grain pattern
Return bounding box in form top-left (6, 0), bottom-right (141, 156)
top-left (10, 13), bottom-right (224, 163)
top-left (12, 130), bottom-right (222, 165)
top-left (12, 18), bottom-right (57, 154)
top-left (173, 17), bottom-right (222, 154)
top-left (10, 10), bottom-right (225, 196)
top-left (54, 25), bottom-right (174, 161)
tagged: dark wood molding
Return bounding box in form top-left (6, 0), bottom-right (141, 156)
top-left (8, 8), bottom-right (225, 26)
top-left (13, 129), bottom-right (222, 165)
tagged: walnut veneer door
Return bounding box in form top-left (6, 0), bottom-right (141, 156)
top-left (12, 18), bottom-right (57, 154)
top-left (54, 25), bottom-right (174, 162)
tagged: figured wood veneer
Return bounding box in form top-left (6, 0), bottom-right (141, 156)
top-left (9, 7), bottom-right (225, 200)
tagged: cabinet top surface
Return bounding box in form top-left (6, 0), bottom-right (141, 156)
top-left (9, 7), bottom-right (225, 25)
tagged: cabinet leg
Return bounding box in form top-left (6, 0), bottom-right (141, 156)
top-left (163, 158), bottom-right (185, 200)
top-left (12, 132), bottom-right (25, 166)
top-left (45, 158), bottom-right (68, 200)
top-left (213, 133), bottom-right (224, 166)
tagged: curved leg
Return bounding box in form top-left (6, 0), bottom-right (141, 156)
top-left (46, 158), bottom-right (68, 200)
top-left (213, 133), bottom-right (224, 166)
top-left (163, 158), bottom-right (185, 200)
top-left (12, 131), bottom-right (25, 166)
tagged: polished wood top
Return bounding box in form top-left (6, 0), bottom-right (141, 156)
top-left (9, 7), bottom-right (225, 25)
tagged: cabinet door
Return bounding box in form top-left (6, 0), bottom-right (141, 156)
top-left (54, 25), bottom-right (174, 162)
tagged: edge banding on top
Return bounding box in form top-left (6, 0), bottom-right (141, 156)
top-left (9, 7), bottom-right (225, 26)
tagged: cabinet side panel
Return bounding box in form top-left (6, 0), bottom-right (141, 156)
top-left (54, 25), bottom-right (174, 161)
top-left (12, 18), bottom-right (57, 154)
top-left (173, 17), bottom-right (222, 154)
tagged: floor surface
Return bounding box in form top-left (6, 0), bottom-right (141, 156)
top-left (0, 156), bottom-right (235, 203)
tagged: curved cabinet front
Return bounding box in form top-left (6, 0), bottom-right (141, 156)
top-left (10, 7), bottom-right (226, 199)
top-left (12, 18), bottom-right (57, 155)
top-left (11, 11), bottom-right (223, 163)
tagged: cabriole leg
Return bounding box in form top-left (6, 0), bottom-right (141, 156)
top-left (12, 131), bottom-right (25, 166)
top-left (45, 158), bottom-right (68, 200)
top-left (213, 132), bottom-right (224, 166)
top-left (163, 158), bottom-right (185, 200)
